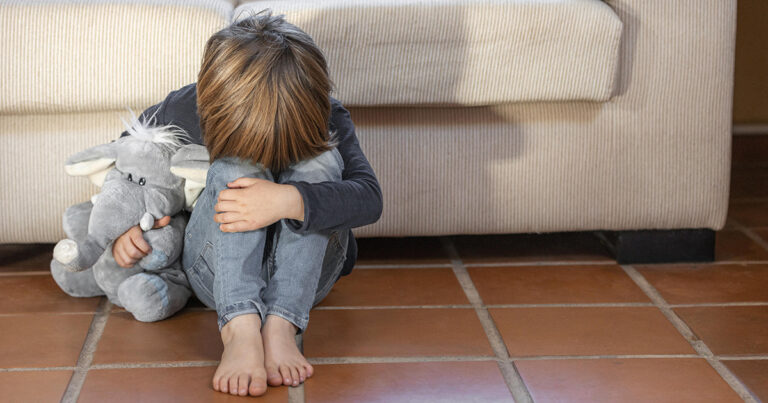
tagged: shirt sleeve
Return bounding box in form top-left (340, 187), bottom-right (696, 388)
top-left (282, 100), bottom-right (384, 233)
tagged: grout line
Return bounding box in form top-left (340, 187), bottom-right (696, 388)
top-left (10, 352), bottom-right (768, 372)
top-left (0, 271), bottom-right (52, 277)
top-left (308, 356), bottom-right (498, 365)
top-left (312, 302), bottom-right (768, 311)
top-left (668, 302), bottom-right (768, 307)
top-left (717, 356), bottom-right (768, 360)
top-left (288, 383), bottom-right (304, 403)
top-left (353, 263), bottom-right (453, 269)
top-left (729, 219), bottom-right (768, 253)
top-left (620, 265), bottom-right (758, 403)
top-left (0, 311), bottom-right (100, 317)
top-left (312, 304), bottom-right (474, 310)
top-left (465, 260), bottom-right (616, 267)
top-left (61, 297), bottom-right (112, 403)
top-left (504, 354), bottom-right (701, 361)
top-left (441, 238), bottom-right (533, 403)
top-left (486, 303), bottom-right (653, 308)
top-left (89, 361), bottom-right (219, 370)
top-left (0, 366), bottom-right (76, 372)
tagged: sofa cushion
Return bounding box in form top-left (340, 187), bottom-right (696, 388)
top-left (0, 0), bottom-right (231, 114)
top-left (235, 0), bottom-right (623, 106)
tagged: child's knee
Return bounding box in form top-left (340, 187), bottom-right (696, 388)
top-left (207, 157), bottom-right (272, 189)
top-left (280, 148), bottom-right (343, 184)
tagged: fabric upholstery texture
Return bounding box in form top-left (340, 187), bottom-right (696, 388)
top-left (234, 0), bottom-right (624, 106)
top-left (0, 0), bottom-right (231, 114)
top-left (0, 0), bottom-right (737, 241)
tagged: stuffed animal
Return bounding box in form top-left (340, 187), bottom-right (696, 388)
top-left (50, 111), bottom-right (210, 322)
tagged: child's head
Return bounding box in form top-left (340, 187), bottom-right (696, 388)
top-left (197, 9), bottom-right (334, 172)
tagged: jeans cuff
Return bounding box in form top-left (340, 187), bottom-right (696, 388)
top-left (217, 299), bottom-right (267, 332)
top-left (266, 304), bottom-right (309, 335)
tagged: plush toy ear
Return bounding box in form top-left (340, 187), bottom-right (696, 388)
top-left (170, 144), bottom-right (211, 211)
top-left (64, 141), bottom-right (119, 187)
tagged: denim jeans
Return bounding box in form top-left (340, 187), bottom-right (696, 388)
top-left (181, 148), bottom-right (348, 335)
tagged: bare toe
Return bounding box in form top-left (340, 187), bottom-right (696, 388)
top-left (279, 365), bottom-right (292, 385)
top-left (266, 364), bottom-right (282, 386)
top-left (237, 374), bottom-right (249, 396)
top-left (229, 376), bottom-right (239, 395)
top-left (290, 366), bottom-right (300, 386)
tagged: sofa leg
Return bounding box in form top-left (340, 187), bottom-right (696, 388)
top-left (594, 229), bottom-right (715, 264)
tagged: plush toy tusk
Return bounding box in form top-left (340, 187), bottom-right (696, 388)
top-left (139, 212), bottom-right (155, 232)
top-left (90, 193), bottom-right (99, 204)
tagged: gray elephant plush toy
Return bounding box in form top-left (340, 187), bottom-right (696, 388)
top-left (50, 111), bottom-right (211, 322)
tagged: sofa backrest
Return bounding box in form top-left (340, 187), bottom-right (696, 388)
top-left (234, 0), bottom-right (624, 106)
top-left (0, 0), bottom-right (231, 114)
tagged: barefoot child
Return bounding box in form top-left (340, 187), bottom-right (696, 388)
top-left (111, 9), bottom-right (382, 397)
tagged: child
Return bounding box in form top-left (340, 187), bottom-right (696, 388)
top-left (111, 9), bottom-right (382, 397)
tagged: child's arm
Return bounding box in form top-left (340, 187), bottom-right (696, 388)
top-left (120, 85), bottom-right (383, 233)
top-left (280, 98), bottom-right (383, 233)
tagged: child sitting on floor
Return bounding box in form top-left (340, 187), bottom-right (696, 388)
top-left (111, 9), bottom-right (383, 397)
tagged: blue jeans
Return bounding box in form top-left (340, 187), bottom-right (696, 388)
top-left (181, 148), bottom-right (348, 335)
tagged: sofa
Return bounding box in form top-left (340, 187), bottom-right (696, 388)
top-left (0, 0), bottom-right (737, 261)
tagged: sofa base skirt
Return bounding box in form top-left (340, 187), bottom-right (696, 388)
top-left (595, 229), bottom-right (716, 264)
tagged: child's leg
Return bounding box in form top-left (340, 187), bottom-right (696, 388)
top-left (181, 156), bottom-right (273, 397)
top-left (261, 148), bottom-right (345, 387)
top-left (182, 156), bottom-right (273, 329)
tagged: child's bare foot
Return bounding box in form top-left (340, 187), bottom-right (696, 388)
top-left (213, 314), bottom-right (268, 396)
top-left (262, 315), bottom-right (314, 387)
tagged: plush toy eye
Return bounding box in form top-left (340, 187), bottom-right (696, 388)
top-left (127, 173), bottom-right (133, 182)
top-left (138, 177), bottom-right (146, 186)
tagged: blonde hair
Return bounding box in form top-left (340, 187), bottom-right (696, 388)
top-left (197, 8), bottom-right (335, 172)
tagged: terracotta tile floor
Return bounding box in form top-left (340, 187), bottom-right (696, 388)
top-left (1, 135), bottom-right (766, 402)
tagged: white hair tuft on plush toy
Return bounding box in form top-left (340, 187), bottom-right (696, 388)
top-left (120, 107), bottom-right (191, 149)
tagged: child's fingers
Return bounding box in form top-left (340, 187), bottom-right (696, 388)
top-left (227, 177), bottom-right (259, 188)
top-left (214, 200), bottom-right (239, 213)
top-left (152, 215), bottom-right (171, 228)
top-left (220, 221), bottom-right (251, 233)
top-left (213, 212), bottom-right (241, 224)
top-left (129, 230), bottom-right (152, 255)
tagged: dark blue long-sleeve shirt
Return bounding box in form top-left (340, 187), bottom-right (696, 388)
top-left (119, 83), bottom-right (383, 277)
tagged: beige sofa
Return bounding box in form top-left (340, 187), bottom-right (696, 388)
top-left (0, 1), bottom-right (736, 257)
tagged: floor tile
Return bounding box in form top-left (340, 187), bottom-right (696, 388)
top-left (79, 366), bottom-right (289, 402)
top-left (451, 232), bottom-right (614, 264)
top-left (721, 360), bottom-right (768, 401)
top-left (730, 167), bottom-right (768, 199)
top-left (304, 308), bottom-right (493, 358)
top-left (715, 230), bottom-right (768, 261)
top-left (0, 243), bottom-right (54, 273)
top-left (316, 268), bottom-right (468, 307)
top-left (727, 200), bottom-right (768, 227)
top-left (674, 306), bottom-right (768, 355)
top-left (517, 358), bottom-right (741, 403)
top-left (0, 275), bottom-right (101, 314)
top-left (0, 314), bottom-right (92, 368)
top-left (305, 361), bottom-right (512, 402)
top-left (0, 370), bottom-right (73, 402)
top-left (355, 237), bottom-right (451, 265)
top-left (636, 263), bottom-right (768, 303)
top-left (489, 307), bottom-right (694, 356)
top-left (732, 135), bottom-right (768, 168)
top-left (468, 265), bottom-right (648, 305)
top-left (93, 310), bottom-right (222, 364)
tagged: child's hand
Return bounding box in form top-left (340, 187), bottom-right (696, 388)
top-left (214, 177), bottom-right (304, 232)
top-left (112, 216), bottom-right (171, 268)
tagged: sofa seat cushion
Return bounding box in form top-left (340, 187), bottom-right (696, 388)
top-left (235, 0), bottom-right (623, 106)
top-left (0, 0), bottom-right (231, 114)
